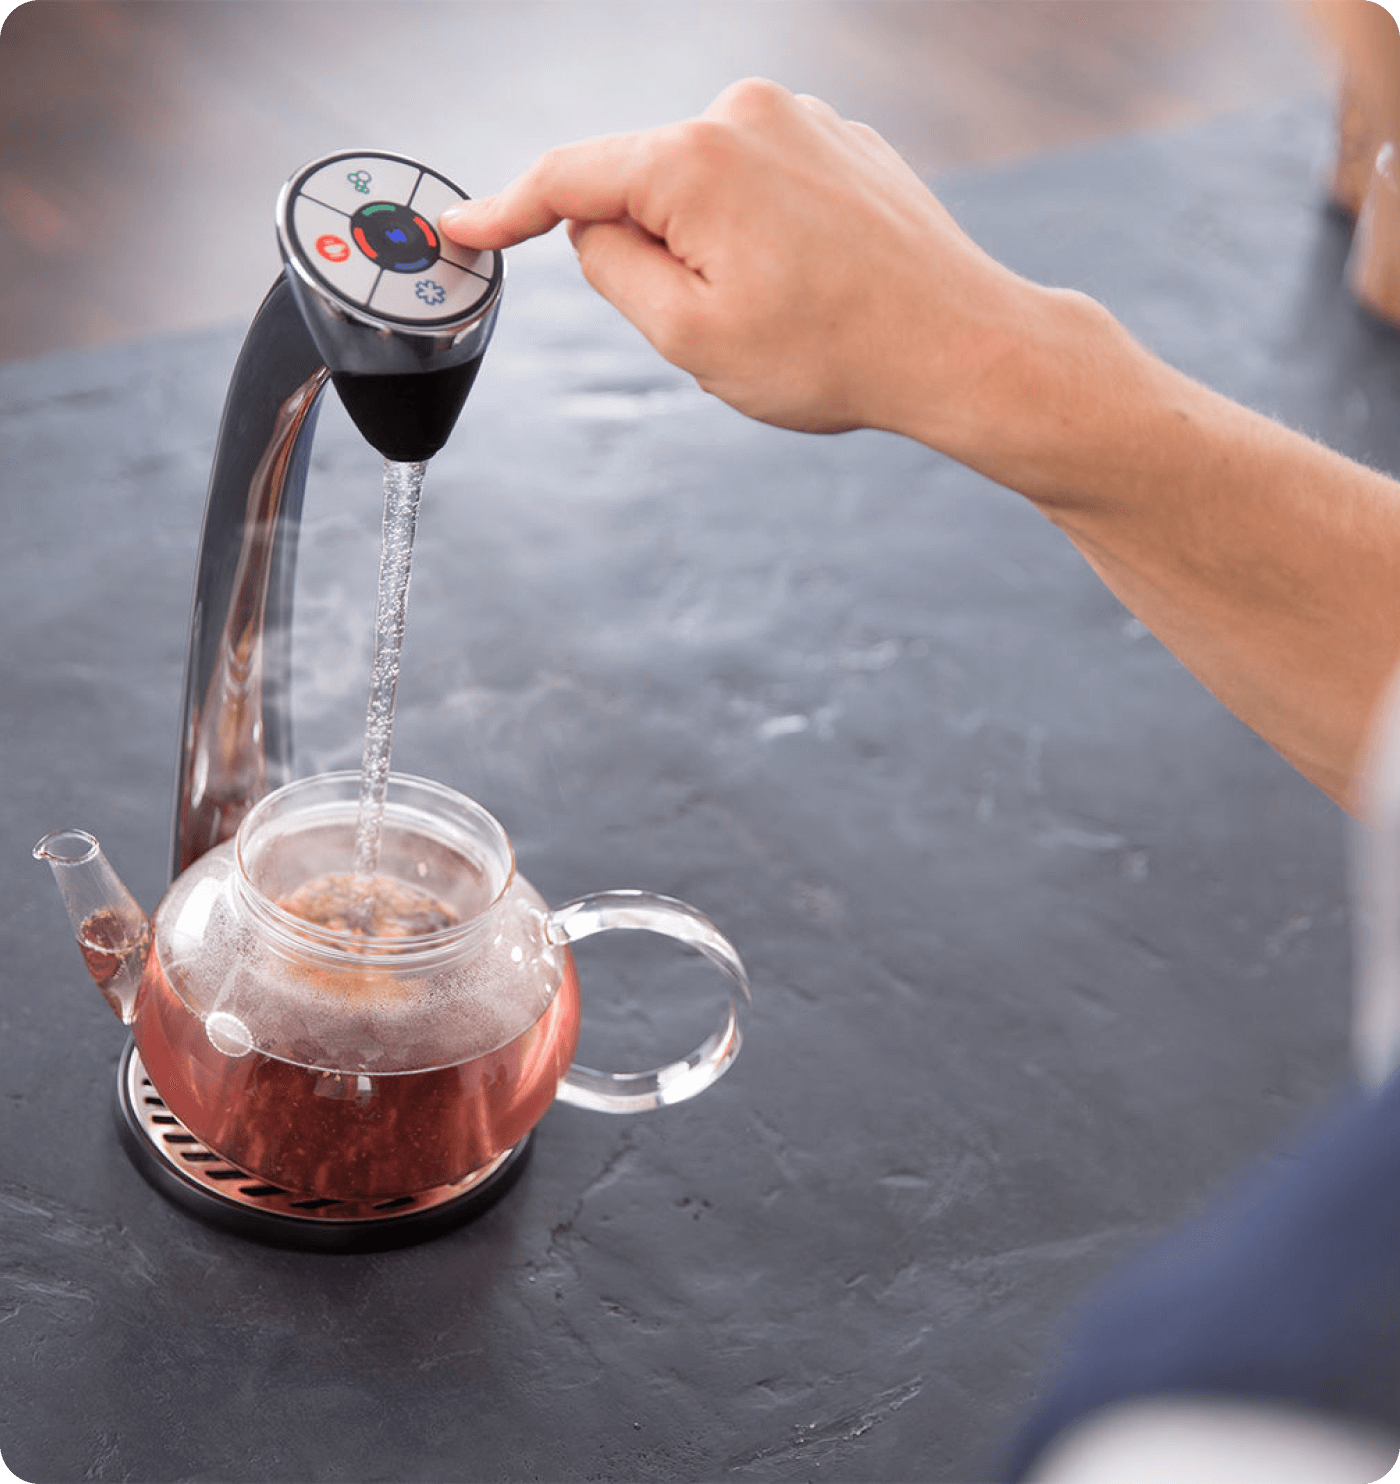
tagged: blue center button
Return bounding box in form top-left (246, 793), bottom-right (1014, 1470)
top-left (349, 201), bottom-right (439, 274)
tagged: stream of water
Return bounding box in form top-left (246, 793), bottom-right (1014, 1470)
top-left (350, 457), bottom-right (428, 897)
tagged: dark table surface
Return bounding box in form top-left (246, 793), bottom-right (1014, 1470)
top-left (5, 97), bottom-right (1400, 1483)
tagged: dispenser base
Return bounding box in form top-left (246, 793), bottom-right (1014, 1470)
top-left (113, 1041), bottom-right (531, 1251)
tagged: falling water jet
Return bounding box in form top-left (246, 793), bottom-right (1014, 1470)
top-left (348, 457), bottom-right (428, 926)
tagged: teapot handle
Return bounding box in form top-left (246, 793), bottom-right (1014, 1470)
top-left (547, 890), bottom-right (752, 1114)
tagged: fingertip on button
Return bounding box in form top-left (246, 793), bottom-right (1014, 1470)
top-left (438, 202), bottom-right (479, 236)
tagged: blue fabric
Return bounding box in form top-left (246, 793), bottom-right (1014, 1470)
top-left (1003, 1075), bottom-right (1400, 1480)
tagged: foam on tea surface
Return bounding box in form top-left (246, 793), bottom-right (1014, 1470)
top-left (153, 778), bottom-right (567, 1075)
top-left (280, 872), bottom-right (459, 938)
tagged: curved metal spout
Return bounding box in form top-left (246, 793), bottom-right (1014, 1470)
top-left (174, 273), bottom-right (329, 876)
top-left (173, 151), bottom-right (503, 878)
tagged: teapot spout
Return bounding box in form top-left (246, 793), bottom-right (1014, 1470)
top-left (33, 830), bottom-right (150, 1024)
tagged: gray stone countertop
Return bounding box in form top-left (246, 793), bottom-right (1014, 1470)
top-left (3, 98), bottom-right (1397, 1481)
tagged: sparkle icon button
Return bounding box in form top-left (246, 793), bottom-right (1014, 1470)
top-left (299, 156), bottom-right (419, 218)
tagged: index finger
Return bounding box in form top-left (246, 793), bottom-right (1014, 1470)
top-left (438, 131), bottom-right (658, 250)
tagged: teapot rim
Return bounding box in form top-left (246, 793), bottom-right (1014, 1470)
top-left (231, 770), bottom-right (519, 964)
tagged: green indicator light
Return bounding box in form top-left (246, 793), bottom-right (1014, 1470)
top-left (362, 203), bottom-right (395, 215)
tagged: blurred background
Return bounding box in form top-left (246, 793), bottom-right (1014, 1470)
top-left (0, 0), bottom-right (1332, 366)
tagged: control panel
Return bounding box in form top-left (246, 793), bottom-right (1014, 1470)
top-left (278, 151), bottom-right (498, 328)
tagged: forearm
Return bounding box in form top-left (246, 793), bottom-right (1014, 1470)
top-left (439, 81), bottom-right (1400, 808)
top-left (908, 284), bottom-right (1400, 808)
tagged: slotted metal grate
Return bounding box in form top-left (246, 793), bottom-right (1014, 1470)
top-left (120, 1044), bottom-right (519, 1226)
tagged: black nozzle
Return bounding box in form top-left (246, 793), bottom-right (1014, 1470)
top-left (330, 356), bottom-right (485, 463)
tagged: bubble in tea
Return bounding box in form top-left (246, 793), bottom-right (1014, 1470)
top-left (134, 860), bottom-right (583, 1199)
top-left (279, 871), bottom-right (458, 938)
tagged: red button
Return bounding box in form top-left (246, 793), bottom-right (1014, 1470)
top-left (316, 234), bottom-right (351, 264)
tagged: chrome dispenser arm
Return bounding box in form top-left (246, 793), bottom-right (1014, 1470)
top-left (172, 150), bottom-right (503, 878)
top-left (173, 274), bottom-right (329, 877)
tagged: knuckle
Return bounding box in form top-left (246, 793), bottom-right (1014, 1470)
top-left (794, 91), bottom-right (840, 123)
top-left (669, 117), bottom-right (726, 160)
top-left (530, 144), bottom-right (574, 191)
top-left (717, 76), bottom-right (792, 123)
top-left (656, 117), bottom-right (734, 186)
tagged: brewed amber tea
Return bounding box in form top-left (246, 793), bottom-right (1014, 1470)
top-left (132, 885), bottom-right (581, 1199)
top-left (77, 908), bottom-right (149, 1019)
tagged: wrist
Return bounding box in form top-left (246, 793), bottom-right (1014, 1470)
top-left (890, 276), bottom-right (1169, 511)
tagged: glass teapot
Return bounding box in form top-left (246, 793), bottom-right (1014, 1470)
top-left (36, 772), bottom-right (750, 1202)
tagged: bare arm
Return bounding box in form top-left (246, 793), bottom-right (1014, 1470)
top-left (968, 291), bottom-right (1400, 809)
top-left (441, 78), bottom-right (1400, 809)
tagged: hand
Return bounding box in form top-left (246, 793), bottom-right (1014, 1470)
top-left (439, 78), bottom-right (1040, 443)
top-left (443, 78), bottom-right (1400, 810)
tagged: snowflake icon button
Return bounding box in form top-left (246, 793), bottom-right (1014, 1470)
top-left (368, 258), bottom-right (490, 321)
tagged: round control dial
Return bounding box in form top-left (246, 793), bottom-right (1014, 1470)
top-left (278, 150), bottom-right (499, 328)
